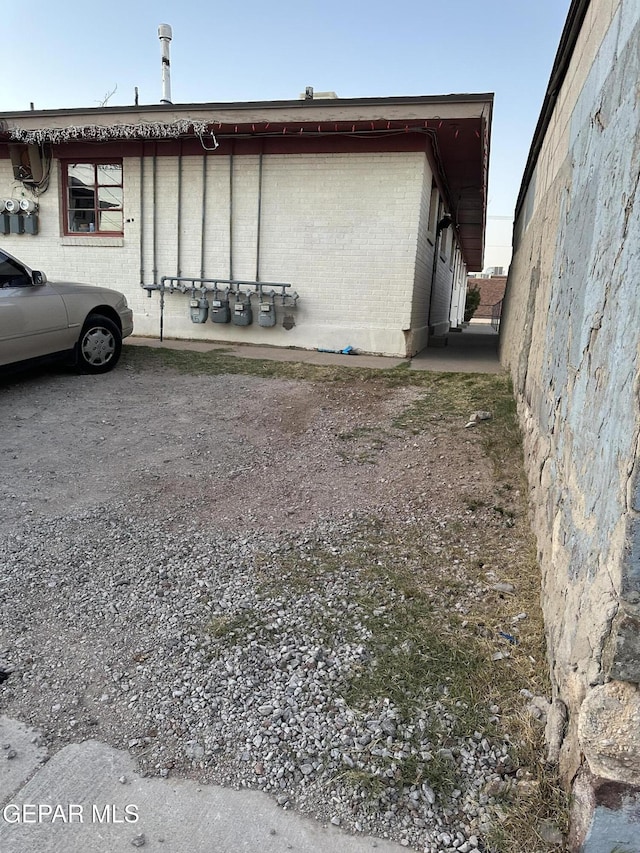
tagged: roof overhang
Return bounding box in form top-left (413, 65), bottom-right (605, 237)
top-left (0, 93), bottom-right (493, 270)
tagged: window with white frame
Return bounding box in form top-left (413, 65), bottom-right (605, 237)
top-left (62, 161), bottom-right (123, 235)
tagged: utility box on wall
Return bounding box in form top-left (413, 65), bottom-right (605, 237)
top-left (23, 215), bottom-right (38, 235)
top-left (9, 144), bottom-right (44, 183)
top-left (9, 214), bottom-right (24, 234)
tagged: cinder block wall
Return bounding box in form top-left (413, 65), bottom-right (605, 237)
top-left (1, 151), bottom-right (429, 357)
top-left (500, 0), bottom-right (640, 830)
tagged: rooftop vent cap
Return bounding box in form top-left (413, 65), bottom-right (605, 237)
top-left (158, 24), bottom-right (173, 105)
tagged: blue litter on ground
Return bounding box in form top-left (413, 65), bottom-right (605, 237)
top-left (316, 346), bottom-right (356, 355)
top-left (498, 631), bottom-right (518, 645)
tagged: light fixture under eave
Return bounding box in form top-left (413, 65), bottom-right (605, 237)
top-left (437, 214), bottom-right (453, 233)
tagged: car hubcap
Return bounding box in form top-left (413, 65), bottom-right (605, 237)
top-left (82, 327), bottom-right (115, 366)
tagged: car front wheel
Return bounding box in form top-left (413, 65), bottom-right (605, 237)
top-left (77, 314), bottom-right (122, 373)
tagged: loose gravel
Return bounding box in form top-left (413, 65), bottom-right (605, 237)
top-left (0, 356), bottom-right (539, 852)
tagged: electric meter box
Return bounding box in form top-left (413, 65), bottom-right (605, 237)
top-left (232, 300), bottom-right (253, 326)
top-left (210, 298), bottom-right (231, 324)
top-left (23, 215), bottom-right (38, 235)
top-left (0, 214), bottom-right (9, 235)
top-left (258, 302), bottom-right (276, 327)
top-left (9, 214), bottom-right (24, 234)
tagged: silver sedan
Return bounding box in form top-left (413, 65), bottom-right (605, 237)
top-left (0, 249), bottom-right (133, 374)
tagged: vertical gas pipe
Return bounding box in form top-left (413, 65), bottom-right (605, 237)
top-left (200, 155), bottom-right (207, 279)
top-left (256, 150), bottom-right (263, 282)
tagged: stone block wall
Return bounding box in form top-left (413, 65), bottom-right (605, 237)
top-left (500, 0), bottom-right (640, 845)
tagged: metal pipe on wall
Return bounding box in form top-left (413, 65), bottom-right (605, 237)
top-left (255, 151), bottom-right (263, 282)
top-left (176, 142), bottom-right (183, 278)
top-left (229, 149), bottom-right (234, 279)
top-left (152, 145), bottom-right (164, 341)
top-left (200, 154), bottom-right (207, 279)
top-left (152, 145), bottom-right (158, 286)
top-left (139, 152), bottom-right (145, 288)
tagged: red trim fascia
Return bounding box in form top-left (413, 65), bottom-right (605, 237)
top-left (51, 132), bottom-right (429, 159)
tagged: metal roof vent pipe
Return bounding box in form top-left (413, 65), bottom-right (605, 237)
top-left (158, 24), bottom-right (173, 104)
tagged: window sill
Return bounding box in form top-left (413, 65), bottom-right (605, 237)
top-left (61, 236), bottom-right (124, 247)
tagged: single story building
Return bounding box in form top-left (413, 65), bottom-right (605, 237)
top-left (0, 92), bottom-right (492, 357)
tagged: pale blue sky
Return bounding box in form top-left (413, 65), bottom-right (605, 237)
top-left (3, 0), bottom-right (571, 268)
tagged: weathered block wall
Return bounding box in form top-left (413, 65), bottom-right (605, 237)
top-left (500, 0), bottom-right (640, 810)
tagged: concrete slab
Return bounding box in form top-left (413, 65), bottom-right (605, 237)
top-left (125, 338), bottom-right (407, 370)
top-left (126, 338), bottom-right (227, 353)
top-left (0, 739), bottom-right (411, 853)
top-left (231, 345), bottom-right (407, 370)
top-left (126, 326), bottom-right (504, 375)
top-left (409, 328), bottom-right (503, 374)
top-left (0, 717), bottom-right (48, 807)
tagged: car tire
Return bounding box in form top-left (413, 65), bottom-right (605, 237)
top-left (76, 314), bottom-right (122, 373)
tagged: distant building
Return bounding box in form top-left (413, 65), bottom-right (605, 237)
top-left (465, 274), bottom-right (506, 323)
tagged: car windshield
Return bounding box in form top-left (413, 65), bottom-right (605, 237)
top-left (0, 252), bottom-right (30, 288)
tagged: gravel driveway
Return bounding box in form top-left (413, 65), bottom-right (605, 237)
top-left (0, 351), bottom-right (552, 852)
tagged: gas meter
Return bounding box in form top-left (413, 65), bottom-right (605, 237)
top-left (258, 290), bottom-right (277, 327)
top-left (190, 291), bottom-right (209, 323)
top-left (210, 286), bottom-right (231, 323)
top-left (232, 291), bottom-right (253, 326)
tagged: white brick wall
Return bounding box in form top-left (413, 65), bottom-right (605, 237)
top-left (1, 150), bottom-right (430, 356)
top-left (408, 161), bottom-right (434, 353)
top-left (406, 168), bottom-right (460, 349)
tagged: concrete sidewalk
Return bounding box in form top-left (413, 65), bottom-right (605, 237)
top-left (125, 336), bottom-right (408, 371)
top-left (125, 324), bottom-right (503, 375)
top-left (0, 718), bottom-right (409, 853)
top-left (409, 325), bottom-right (503, 374)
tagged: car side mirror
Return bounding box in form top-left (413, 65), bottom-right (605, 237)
top-left (32, 270), bottom-right (47, 286)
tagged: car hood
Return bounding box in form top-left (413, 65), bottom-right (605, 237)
top-left (48, 281), bottom-right (119, 298)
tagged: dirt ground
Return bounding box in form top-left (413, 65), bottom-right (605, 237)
top-left (0, 356), bottom-right (500, 531)
top-left (0, 349), bottom-right (558, 852)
